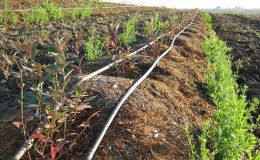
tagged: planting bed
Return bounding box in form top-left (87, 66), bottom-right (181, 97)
top-left (0, 1), bottom-right (213, 159)
top-left (0, 0), bottom-right (122, 10)
top-left (212, 13), bottom-right (260, 137)
top-left (0, 7), bottom-right (176, 121)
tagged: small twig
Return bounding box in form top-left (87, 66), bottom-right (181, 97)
top-left (12, 55), bottom-right (32, 160)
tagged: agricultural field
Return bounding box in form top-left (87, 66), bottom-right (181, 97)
top-left (0, 0), bottom-right (259, 160)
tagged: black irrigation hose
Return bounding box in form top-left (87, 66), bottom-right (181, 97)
top-left (84, 10), bottom-right (199, 160)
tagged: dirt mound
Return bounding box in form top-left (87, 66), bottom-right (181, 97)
top-left (66, 13), bottom-right (212, 159)
top-left (0, 11), bottom-right (213, 159)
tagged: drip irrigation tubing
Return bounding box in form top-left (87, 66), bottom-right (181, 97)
top-left (68, 31), bottom-right (170, 95)
top-left (12, 10), bottom-right (197, 160)
top-left (84, 10), bottom-right (199, 160)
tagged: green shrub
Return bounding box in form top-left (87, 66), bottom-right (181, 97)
top-left (0, 0), bottom-right (9, 25)
top-left (144, 13), bottom-right (165, 37)
top-left (204, 12), bottom-right (213, 28)
top-left (69, 3), bottom-right (92, 20)
top-left (69, 8), bottom-right (79, 19)
top-left (186, 13), bottom-right (259, 159)
top-left (24, 5), bottom-right (49, 24)
top-left (203, 29), bottom-right (258, 160)
top-left (84, 35), bottom-right (105, 61)
top-left (0, 16), bottom-right (6, 25)
top-left (11, 12), bottom-right (19, 25)
top-left (80, 8), bottom-right (92, 19)
top-left (43, 2), bottom-right (63, 20)
top-left (119, 17), bottom-right (137, 48)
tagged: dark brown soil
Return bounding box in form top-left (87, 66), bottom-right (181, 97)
top-left (212, 13), bottom-right (260, 137)
top-left (0, 4), bottom-right (212, 159)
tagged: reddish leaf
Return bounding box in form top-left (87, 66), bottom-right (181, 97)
top-left (66, 98), bottom-right (75, 105)
top-left (51, 141), bottom-right (67, 159)
top-left (17, 83), bottom-right (25, 90)
top-left (51, 145), bottom-right (56, 159)
top-left (75, 104), bottom-right (92, 111)
top-left (70, 64), bottom-right (80, 70)
top-left (31, 133), bottom-right (45, 139)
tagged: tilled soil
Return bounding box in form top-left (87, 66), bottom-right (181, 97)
top-left (0, 7), bottom-right (178, 121)
top-left (0, 7), bottom-right (212, 160)
top-left (57, 12), bottom-right (211, 159)
top-left (212, 13), bottom-right (260, 137)
top-left (89, 13), bottom-right (212, 159)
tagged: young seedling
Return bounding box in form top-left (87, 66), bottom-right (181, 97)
top-left (69, 3), bottom-right (92, 20)
top-left (0, 0), bottom-right (9, 25)
top-left (19, 42), bottom-right (94, 159)
top-left (24, 5), bottom-right (49, 24)
top-left (144, 13), bottom-right (164, 40)
top-left (119, 17), bottom-right (137, 51)
top-left (43, 2), bottom-right (63, 20)
top-left (151, 41), bottom-right (163, 57)
top-left (84, 34), bottom-right (105, 61)
top-left (106, 24), bottom-right (123, 60)
top-left (11, 12), bottom-right (19, 25)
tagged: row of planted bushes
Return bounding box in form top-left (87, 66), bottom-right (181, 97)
top-left (0, 0), bottom-right (105, 25)
top-left (85, 12), bottom-right (181, 61)
top-left (185, 13), bottom-right (259, 160)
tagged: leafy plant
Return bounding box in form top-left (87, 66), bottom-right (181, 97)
top-left (144, 13), bottom-right (165, 39)
top-left (11, 12), bottom-right (19, 25)
top-left (204, 30), bottom-right (258, 160)
top-left (105, 24), bottom-right (122, 58)
top-left (24, 5), bottom-right (49, 24)
top-left (159, 20), bottom-right (170, 32)
top-left (80, 8), bottom-right (92, 19)
top-left (42, 2), bottom-right (63, 20)
top-left (69, 4), bottom-right (92, 20)
top-left (81, 3), bottom-right (93, 19)
top-left (19, 43), bottom-right (93, 159)
top-left (91, 0), bottom-right (106, 8)
top-left (119, 17), bottom-right (137, 49)
top-left (183, 123), bottom-right (197, 160)
top-left (185, 13), bottom-right (259, 160)
top-left (69, 8), bottom-right (79, 19)
top-left (84, 35), bottom-right (105, 61)
top-left (0, 0), bottom-right (9, 25)
top-left (204, 12), bottom-right (212, 29)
